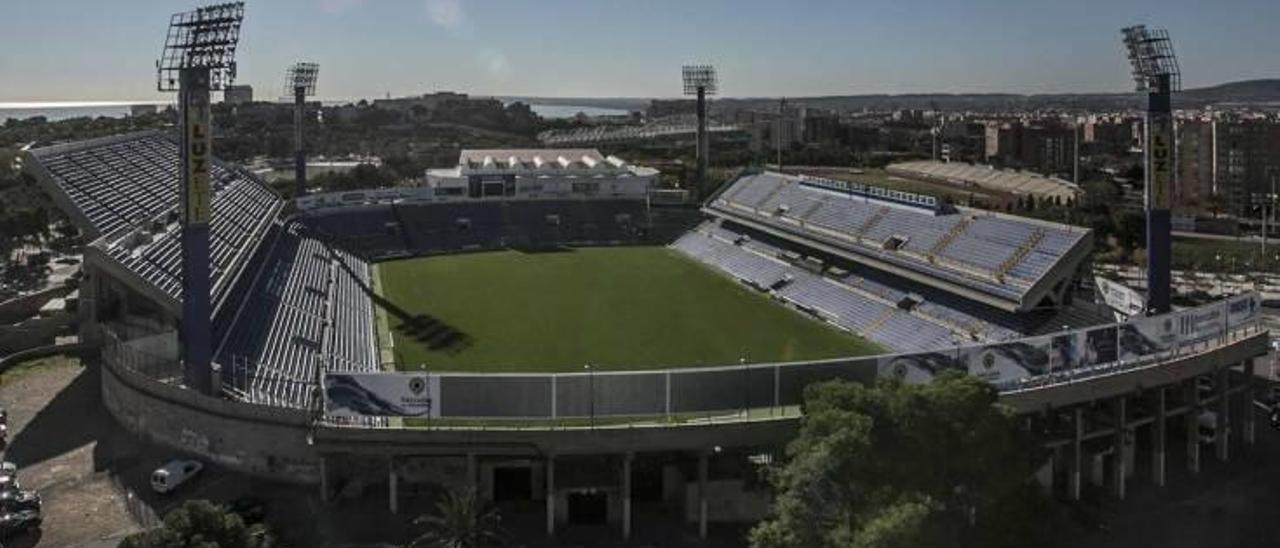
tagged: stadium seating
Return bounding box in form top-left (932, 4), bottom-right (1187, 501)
top-left (887, 160), bottom-right (1079, 202)
top-left (214, 221), bottom-right (379, 409)
top-left (709, 171), bottom-right (1089, 307)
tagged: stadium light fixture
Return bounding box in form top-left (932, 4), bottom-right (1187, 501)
top-left (156, 1), bottom-right (246, 395)
top-left (285, 62), bottom-right (320, 97)
top-left (1120, 24), bottom-right (1180, 316)
top-left (682, 65), bottom-right (718, 193)
top-left (156, 2), bottom-right (246, 92)
top-left (682, 65), bottom-right (718, 97)
top-left (285, 62), bottom-right (320, 196)
top-left (1122, 25), bottom-right (1181, 93)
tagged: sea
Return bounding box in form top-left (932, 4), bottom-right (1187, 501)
top-left (0, 101), bottom-right (629, 123)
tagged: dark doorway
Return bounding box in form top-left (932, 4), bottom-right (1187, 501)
top-left (492, 467), bottom-right (533, 502)
top-left (567, 491), bottom-right (608, 525)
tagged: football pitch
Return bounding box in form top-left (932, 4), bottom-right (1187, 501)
top-left (373, 247), bottom-right (880, 373)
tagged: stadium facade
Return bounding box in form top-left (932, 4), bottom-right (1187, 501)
top-left (21, 131), bottom-right (1271, 539)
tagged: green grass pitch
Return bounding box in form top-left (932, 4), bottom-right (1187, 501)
top-left (373, 247), bottom-right (881, 373)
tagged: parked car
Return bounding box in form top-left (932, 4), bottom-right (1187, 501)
top-left (0, 474), bottom-right (19, 493)
top-left (0, 491), bottom-right (39, 512)
top-left (0, 463), bottom-right (15, 476)
top-left (0, 509), bottom-right (40, 538)
top-left (150, 460), bottom-right (203, 494)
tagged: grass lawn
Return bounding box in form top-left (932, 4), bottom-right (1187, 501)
top-left (375, 247), bottom-right (879, 373)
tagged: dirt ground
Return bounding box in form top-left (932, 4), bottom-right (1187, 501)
top-left (0, 356), bottom-right (142, 547)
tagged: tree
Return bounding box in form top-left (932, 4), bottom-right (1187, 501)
top-left (120, 499), bottom-right (274, 548)
top-left (750, 373), bottom-right (1047, 548)
top-left (409, 488), bottom-right (505, 548)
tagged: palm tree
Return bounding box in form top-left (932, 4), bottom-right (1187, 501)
top-left (409, 488), bottom-right (505, 548)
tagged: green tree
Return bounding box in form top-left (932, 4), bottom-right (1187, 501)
top-left (750, 373), bottom-right (1047, 548)
top-left (120, 499), bottom-right (274, 548)
top-left (409, 488), bottom-right (505, 548)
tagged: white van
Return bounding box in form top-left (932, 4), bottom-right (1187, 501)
top-left (150, 460), bottom-right (203, 494)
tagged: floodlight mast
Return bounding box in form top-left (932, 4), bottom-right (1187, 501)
top-left (157, 2), bottom-right (245, 395)
top-left (286, 62), bottom-right (320, 196)
top-left (682, 65), bottom-right (718, 192)
top-left (1122, 25), bottom-right (1180, 315)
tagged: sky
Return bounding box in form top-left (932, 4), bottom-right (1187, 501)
top-left (1, 0), bottom-right (1277, 103)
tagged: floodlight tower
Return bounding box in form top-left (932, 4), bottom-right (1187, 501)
top-left (157, 2), bottom-right (245, 395)
top-left (285, 62), bottom-right (319, 196)
top-left (1122, 25), bottom-right (1181, 315)
top-left (682, 65), bottom-right (718, 190)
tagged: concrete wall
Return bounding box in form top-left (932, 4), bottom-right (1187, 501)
top-left (100, 357), bottom-right (320, 484)
top-left (0, 285), bottom-right (73, 325)
top-left (0, 312), bottom-right (76, 355)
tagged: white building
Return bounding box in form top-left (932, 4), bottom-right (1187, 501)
top-left (424, 149), bottom-right (658, 200)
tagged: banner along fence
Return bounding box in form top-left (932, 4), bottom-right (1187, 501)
top-left (315, 293), bottom-right (1260, 420)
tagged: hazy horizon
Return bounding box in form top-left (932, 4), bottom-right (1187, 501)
top-left (3, 0), bottom-right (1278, 103)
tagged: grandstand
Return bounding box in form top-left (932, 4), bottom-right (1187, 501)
top-left (706, 170), bottom-right (1093, 313)
top-left (887, 160), bottom-right (1081, 202)
top-left (24, 132), bottom-right (380, 411)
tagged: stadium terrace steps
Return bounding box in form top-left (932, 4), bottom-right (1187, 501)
top-left (214, 221), bottom-right (379, 410)
top-left (709, 171), bottom-right (1090, 309)
top-left (672, 221), bottom-right (993, 353)
top-left (26, 132), bottom-right (284, 311)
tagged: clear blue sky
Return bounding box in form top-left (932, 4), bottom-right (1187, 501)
top-left (2, 0), bottom-right (1276, 102)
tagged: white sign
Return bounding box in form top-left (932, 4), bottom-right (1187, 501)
top-left (1096, 277), bottom-right (1145, 319)
top-left (324, 373), bottom-right (440, 418)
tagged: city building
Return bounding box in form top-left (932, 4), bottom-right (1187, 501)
top-left (224, 84), bottom-right (253, 105)
top-left (424, 149), bottom-right (659, 200)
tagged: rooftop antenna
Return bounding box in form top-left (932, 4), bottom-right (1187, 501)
top-left (285, 62), bottom-right (320, 196)
top-left (157, 1), bottom-right (246, 395)
top-left (682, 65), bottom-right (717, 192)
top-left (1121, 24), bottom-right (1180, 315)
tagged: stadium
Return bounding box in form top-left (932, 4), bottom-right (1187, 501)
top-left (20, 129), bottom-right (1269, 538)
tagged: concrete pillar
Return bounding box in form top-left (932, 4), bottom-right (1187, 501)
top-left (1069, 407), bottom-right (1083, 501)
top-left (1244, 359), bottom-right (1257, 446)
top-left (388, 458), bottom-right (398, 514)
top-left (1186, 379), bottom-right (1200, 475)
top-left (622, 453), bottom-right (633, 541)
top-left (698, 453), bottom-right (709, 541)
top-left (466, 453), bottom-right (478, 494)
top-left (1152, 387), bottom-right (1167, 487)
top-left (546, 455), bottom-right (556, 537)
top-left (319, 456), bottom-right (330, 503)
top-left (1113, 396), bottom-right (1127, 500)
top-left (1217, 367), bottom-right (1230, 462)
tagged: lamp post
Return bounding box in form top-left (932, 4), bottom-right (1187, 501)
top-left (285, 62), bottom-right (319, 197)
top-left (156, 2), bottom-right (246, 395)
top-left (584, 363), bottom-right (595, 429)
top-left (740, 356), bottom-right (749, 418)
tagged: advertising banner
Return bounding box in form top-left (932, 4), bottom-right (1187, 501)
top-left (1080, 326), bottom-right (1119, 368)
top-left (877, 351), bottom-right (966, 384)
top-left (1118, 314), bottom-right (1178, 361)
top-left (183, 87), bottom-right (212, 226)
top-left (1177, 302), bottom-right (1226, 344)
top-left (324, 373), bottom-right (440, 418)
top-left (958, 337), bottom-right (1053, 384)
top-left (1148, 112), bottom-right (1173, 209)
top-left (1227, 293), bottom-right (1261, 328)
top-left (1095, 277), bottom-right (1145, 319)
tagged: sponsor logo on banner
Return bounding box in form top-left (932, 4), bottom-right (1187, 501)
top-left (959, 338), bottom-right (1051, 384)
top-left (877, 352), bottom-right (965, 384)
top-left (185, 91), bottom-right (211, 225)
top-left (1095, 277), bottom-right (1145, 319)
top-left (324, 373), bottom-right (440, 418)
top-left (1149, 113), bottom-right (1173, 209)
top-left (1177, 303), bottom-right (1225, 343)
top-left (1227, 293), bottom-right (1260, 327)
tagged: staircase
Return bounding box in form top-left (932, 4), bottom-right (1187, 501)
top-left (995, 229), bottom-right (1045, 282)
top-left (855, 207), bottom-right (890, 242)
top-left (928, 216), bottom-right (975, 259)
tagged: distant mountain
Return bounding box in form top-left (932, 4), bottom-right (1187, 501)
top-left (499, 79), bottom-right (1280, 115)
